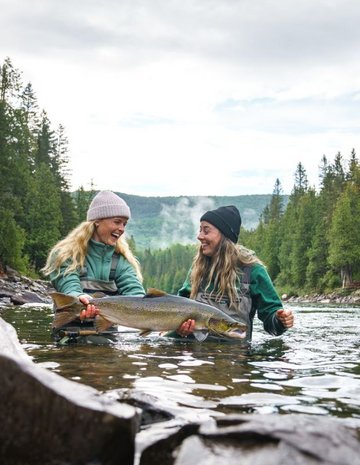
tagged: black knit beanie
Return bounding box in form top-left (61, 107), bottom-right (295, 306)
top-left (200, 205), bottom-right (241, 243)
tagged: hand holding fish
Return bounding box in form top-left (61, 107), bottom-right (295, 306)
top-left (79, 295), bottom-right (100, 320)
top-left (276, 308), bottom-right (294, 328)
top-left (177, 319), bottom-right (196, 337)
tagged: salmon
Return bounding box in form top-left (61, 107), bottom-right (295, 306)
top-left (50, 288), bottom-right (247, 341)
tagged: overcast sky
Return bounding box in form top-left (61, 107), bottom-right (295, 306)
top-left (1, 0), bottom-right (360, 196)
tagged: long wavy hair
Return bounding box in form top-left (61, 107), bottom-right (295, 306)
top-left (190, 236), bottom-right (262, 307)
top-left (41, 221), bottom-right (143, 281)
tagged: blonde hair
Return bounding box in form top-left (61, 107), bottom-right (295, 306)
top-left (41, 221), bottom-right (143, 281)
top-left (190, 236), bottom-right (262, 307)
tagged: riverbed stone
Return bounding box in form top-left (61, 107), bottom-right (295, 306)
top-left (10, 289), bottom-right (48, 305)
top-left (140, 413), bottom-right (360, 465)
top-left (0, 318), bottom-right (140, 465)
top-left (111, 388), bottom-right (175, 425)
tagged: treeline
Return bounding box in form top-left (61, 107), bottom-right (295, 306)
top-left (242, 156), bottom-right (360, 295)
top-left (0, 58), bottom-right (95, 274)
top-left (136, 243), bottom-right (196, 294)
top-left (1, 58), bottom-right (359, 296)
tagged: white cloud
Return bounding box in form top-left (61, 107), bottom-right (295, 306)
top-left (1, 0), bottom-right (360, 195)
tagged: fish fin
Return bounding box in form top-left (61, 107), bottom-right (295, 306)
top-left (91, 292), bottom-right (107, 298)
top-left (94, 315), bottom-right (113, 333)
top-left (193, 331), bottom-right (209, 342)
top-left (145, 288), bottom-right (167, 298)
top-left (53, 311), bottom-right (78, 329)
top-left (139, 329), bottom-right (152, 336)
top-left (50, 292), bottom-right (78, 310)
top-left (226, 330), bottom-right (247, 339)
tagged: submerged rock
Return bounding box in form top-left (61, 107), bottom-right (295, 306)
top-left (140, 414), bottom-right (360, 465)
top-left (0, 318), bottom-right (140, 465)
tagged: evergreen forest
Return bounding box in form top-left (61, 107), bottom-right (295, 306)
top-left (1, 58), bottom-right (360, 296)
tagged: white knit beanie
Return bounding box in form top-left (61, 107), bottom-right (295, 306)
top-left (87, 191), bottom-right (131, 221)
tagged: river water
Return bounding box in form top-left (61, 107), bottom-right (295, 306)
top-left (2, 303), bottom-right (360, 432)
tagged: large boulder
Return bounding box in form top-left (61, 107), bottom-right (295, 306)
top-left (140, 413), bottom-right (360, 465)
top-left (0, 318), bottom-right (140, 465)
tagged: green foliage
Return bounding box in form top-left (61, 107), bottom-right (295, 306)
top-left (0, 206), bottom-right (27, 272)
top-left (328, 178), bottom-right (360, 286)
top-left (24, 163), bottom-right (62, 270)
top-left (0, 57), bottom-right (77, 274)
top-left (74, 186), bottom-right (95, 223)
top-left (252, 179), bottom-right (284, 280)
top-left (138, 244), bottom-right (196, 293)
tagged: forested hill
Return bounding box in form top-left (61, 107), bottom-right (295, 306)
top-left (117, 193), bottom-right (287, 249)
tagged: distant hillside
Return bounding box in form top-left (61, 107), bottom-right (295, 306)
top-left (115, 193), bottom-right (288, 250)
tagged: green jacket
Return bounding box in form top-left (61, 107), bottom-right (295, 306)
top-left (50, 239), bottom-right (145, 297)
top-left (178, 263), bottom-right (286, 337)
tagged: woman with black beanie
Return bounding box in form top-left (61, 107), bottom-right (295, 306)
top-left (175, 205), bottom-right (294, 342)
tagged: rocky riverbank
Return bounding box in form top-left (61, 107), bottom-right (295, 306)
top-left (283, 290), bottom-right (360, 305)
top-left (0, 267), bottom-right (53, 307)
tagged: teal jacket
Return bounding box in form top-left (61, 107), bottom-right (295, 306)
top-left (178, 263), bottom-right (286, 336)
top-left (50, 239), bottom-right (145, 297)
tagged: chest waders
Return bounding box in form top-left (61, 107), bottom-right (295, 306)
top-left (195, 266), bottom-right (254, 342)
top-left (53, 253), bottom-right (121, 345)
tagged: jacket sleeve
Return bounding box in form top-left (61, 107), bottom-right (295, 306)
top-left (115, 258), bottom-right (145, 296)
top-left (177, 269), bottom-right (192, 297)
top-left (50, 261), bottom-right (84, 297)
top-left (250, 264), bottom-right (286, 336)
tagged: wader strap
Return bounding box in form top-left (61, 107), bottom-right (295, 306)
top-left (241, 265), bottom-right (251, 285)
top-left (109, 253), bottom-right (120, 281)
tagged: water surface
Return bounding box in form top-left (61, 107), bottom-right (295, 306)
top-left (3, 303), bottom-right (360, 425)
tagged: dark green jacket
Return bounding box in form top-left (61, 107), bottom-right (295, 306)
top-left (178, 263), bottom-right (286, 337)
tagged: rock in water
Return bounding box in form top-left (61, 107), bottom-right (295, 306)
top-left (140, 414), bottom-right (360, 465)
top-left (0, 318), bottom-right (140, 465)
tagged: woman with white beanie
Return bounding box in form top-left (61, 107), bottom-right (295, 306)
top-left (42, 190), bottom-right (145, 344)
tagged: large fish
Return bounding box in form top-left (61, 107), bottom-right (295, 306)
top-left (50, 288), bottom-right (247, 341)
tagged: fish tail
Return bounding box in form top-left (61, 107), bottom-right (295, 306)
top-left (95, 315), bottom-right (113, 333)
top-left (50, 292), bottom-right (79, 311)
top-left (53, 310), bottom-right (78, 329)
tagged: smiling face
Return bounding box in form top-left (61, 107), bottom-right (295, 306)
top-left (197, 221), bottom-right (222, 257)
top-left (92, 217), bottom-right (128, 246)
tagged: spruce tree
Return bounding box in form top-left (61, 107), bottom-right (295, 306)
top-left (328, 164), bottom-right (360, 287)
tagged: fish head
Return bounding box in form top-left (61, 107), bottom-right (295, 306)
top-left (207, 318), bottom-right (247, 340)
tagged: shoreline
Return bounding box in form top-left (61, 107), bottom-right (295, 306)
top-left (282, 291), bottom-right (360, 306)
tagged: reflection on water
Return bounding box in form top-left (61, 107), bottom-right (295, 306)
top-left (2, 303), bottom-right (360, 424)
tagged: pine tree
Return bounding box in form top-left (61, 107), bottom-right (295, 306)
top-left (328, 179), bottom-right (360, 287)
top-left (306, 152), bottom-right (348, 290)
top-left (0, 206), bottom-right (27, 271)
top-left (25, 163), bottom-right (62, 270)
top-left (277, 164), bottom-right (312, 291)
top-left (257, 179), bottom-right (284, 279)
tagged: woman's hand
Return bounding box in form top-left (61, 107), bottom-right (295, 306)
top-left (79, 295), bottom-right (100, 320)
top-left (276, 308), bottom-right (294, 328)
top-left (176, 319), bottom-right (196, 337)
